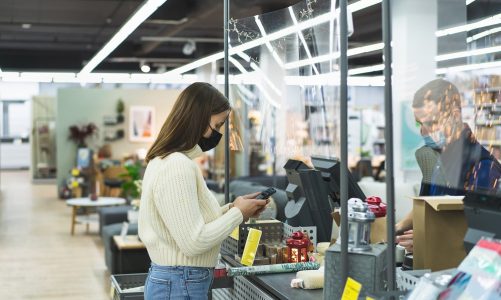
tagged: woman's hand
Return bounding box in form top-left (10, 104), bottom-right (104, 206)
top-left (396, 230), bottom-right (414, 252)
top-left (232, 192), bottom-right (268, 222)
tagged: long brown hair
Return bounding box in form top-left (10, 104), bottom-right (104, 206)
top-left (145, 82), bottom-right (230, 163)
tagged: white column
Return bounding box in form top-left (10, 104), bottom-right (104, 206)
top-left (390, 0), bottom-right (439, 220)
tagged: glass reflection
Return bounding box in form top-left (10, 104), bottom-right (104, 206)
top-left (413, 79), bottom-right (501, 195)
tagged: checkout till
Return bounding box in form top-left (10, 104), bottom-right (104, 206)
top-left (213, 158), bottom-right (501, 300)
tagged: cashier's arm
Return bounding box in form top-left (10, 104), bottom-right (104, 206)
top-left (395, 211), bottom-right (413, 234)
top-left (395, 210), bottom-right (414, 252)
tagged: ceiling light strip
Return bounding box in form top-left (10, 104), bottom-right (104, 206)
top-left (255, 16), bottom-right (284, 67)
top-left (162, 0), bottom-right (381, 76)
top-left (436, 60), bottom-right (501, 74)
top-left (467, 26), bottom-right (501, 43)
top-left (436, 13), bottom-right (501, 37)
top-left (288, 7), bottom-right (320, 75)
top-left (228, 56), bottom-right (248, 74)
top-left (284, 74), bottom-right (385, 86)
top-left (79, 0), bottom-right (167, 75)
top-left (284, 42), bottom-right (384, 70)
top-left (348, 64), bottom-right (384, 75)
top-left (436, 45), bottom-right (501, 62)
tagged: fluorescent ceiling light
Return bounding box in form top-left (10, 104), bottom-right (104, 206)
top-left (284, 74), bottom-right (384, 86)
top-left (436, 45), bottom-right (501, 62)
top-left (284, 43), bottom-right (384, 70)
top-left (162, 0), bottom-right (381, 76)
top-left (227, 57), bottom-right (281, 108)
top-left (467, 26), bottom-right (501, 43)
top-left (348, 64), bottom-right (384, 75)
top-left (288, 7), bottom-right (319, 75)
top-left (229, 56), bottom-right (248, 74)
top-left (255, 16), bottom-right (283, 67)
top-left (79, 0), bottom-right (167, 75)
top-left (349, 0), bottom-right (381, 12)
top-left (436, 60), bottom-right (501, 74)
top-left (436, 13), bottom-right (501, 37)
top-left (0, 71), bottom-right (196, 84)
top-left (466, 0), bottom-right (477, 5)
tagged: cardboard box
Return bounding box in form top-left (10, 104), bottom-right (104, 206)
top-left (412, 196), bottom-right (467, 271)
top-left (331, 211), bottom-right (388, 244)
top-left (371, 216), bottom-right (387, 244)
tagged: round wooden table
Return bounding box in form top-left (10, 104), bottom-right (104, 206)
top-left (66, 197), bottom-right (126, 235)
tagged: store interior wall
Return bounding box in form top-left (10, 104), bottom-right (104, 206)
top-left (0, 82), bottom-right (39, 170)
top-left (56, 88), bottom-right (181, 190)
top-left (391, 0), bottom-right (438, 184)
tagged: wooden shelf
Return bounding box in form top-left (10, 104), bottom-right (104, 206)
top-left (475, 87), bottom-right (501, 93)
top-left (479, 140), bottom-right (501, 147)
top-left (476, 120), bottom-right (501, 126)
top-left (475, 103), bottom-right (501, 108)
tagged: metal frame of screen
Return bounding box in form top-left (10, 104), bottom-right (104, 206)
top-left (222, 0), bottom-right (398, 295)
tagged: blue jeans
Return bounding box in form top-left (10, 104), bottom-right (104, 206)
top-left (144, 263), bottom-right (214, 300)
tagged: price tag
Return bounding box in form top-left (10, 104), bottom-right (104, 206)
top-left (341, 277), bottom-right (362, 300)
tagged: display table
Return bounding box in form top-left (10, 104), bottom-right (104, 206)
top-left (113, 235), bottom-right (145, 250)
top-left (66, 197), bottom-right (126, 235)
top-left (214, 255), bottom-right (323, 300)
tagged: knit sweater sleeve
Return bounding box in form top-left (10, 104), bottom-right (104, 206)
top-left (153, 157), bottom-right (243, 257)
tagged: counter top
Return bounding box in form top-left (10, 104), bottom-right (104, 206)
top-left (222, 255), bottom-right (323, 300)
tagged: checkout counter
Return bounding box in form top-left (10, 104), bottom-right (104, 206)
top-left (211, 255), bottom-right (323, 300)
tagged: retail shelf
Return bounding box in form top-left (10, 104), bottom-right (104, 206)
top-left (476, 120), bottom-right (501, 126)
top-left (479, 140), bottom-right (501, 147)
top-left (475, 87), bottom-right (501, 93)
top-left (475, 103), bottom-right (501, 108)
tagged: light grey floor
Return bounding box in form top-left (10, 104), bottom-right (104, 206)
top-left (0, 171), bottom-right (110, 300)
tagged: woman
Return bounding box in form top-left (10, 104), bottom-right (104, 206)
top-left (139, 82), bottom-right (268, 299)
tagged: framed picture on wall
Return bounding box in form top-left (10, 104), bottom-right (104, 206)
top-left (129, 106), bottom-right (155, 142)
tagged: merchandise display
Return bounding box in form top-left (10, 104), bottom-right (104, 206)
top-left (227, 262), bottom-right (320, 277)
top-left (407, 237), bottom-right (501, 299)
top-left (240, 228), bottom-right (262, 266)
top-left (291, 267), bottom-right (325, 289)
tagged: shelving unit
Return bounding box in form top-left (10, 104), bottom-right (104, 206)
top-left (472, 76), bottom-right (501, 160)
top-left (103, 115), bottom-right (125, 142)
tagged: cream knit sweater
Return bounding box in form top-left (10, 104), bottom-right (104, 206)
top-left (138, 145), bottom-right (243, 267)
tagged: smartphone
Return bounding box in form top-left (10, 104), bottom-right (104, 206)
top-left (255, 187), bottom-right (276, 200)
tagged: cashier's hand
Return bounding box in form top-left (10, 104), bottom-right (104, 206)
top-left (396, 230), bottom-right (414, 252)
top-left (233, 192), bottom-right (269, 222)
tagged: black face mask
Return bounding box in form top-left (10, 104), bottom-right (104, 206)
top-left (198, 125), bottom-right (222, 152)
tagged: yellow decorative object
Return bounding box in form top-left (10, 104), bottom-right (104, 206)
top-left (240, 228), bottom-right (262, 266)
top-left (71, 181), bottom-right (79, 188)
top-left (230, 226), bottom-right (239, 240)
top-left (71, 168), bottom-right (80, 176)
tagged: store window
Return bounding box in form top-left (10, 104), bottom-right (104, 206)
top-left (0, 100), bottom-right (31, 169)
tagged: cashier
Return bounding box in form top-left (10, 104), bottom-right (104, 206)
top-left (396, 79), bottom-right (501, 252)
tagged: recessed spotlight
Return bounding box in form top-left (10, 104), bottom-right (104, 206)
top-left (140, 62), bottom-right (151, 73)
top-left (182, 40), bottom-right (196, 56)
top-left (21, 23), bottom-right (31, 29)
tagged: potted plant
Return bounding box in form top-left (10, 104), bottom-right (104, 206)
top-left (116, 99), bottom-right (125, 123)
top-left (120, 162), bottom-right (142, 201)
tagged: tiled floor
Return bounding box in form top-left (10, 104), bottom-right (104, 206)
top-left (0, 171), bottom-right (110, 300)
